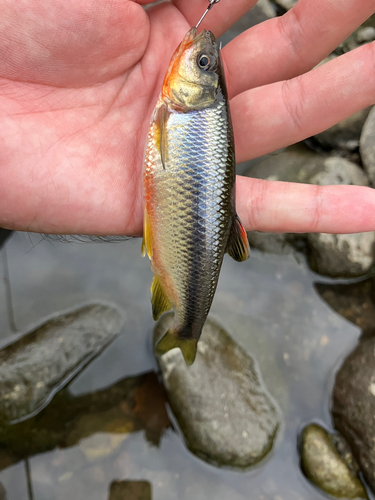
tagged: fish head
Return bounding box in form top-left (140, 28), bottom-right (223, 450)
top-left (162, 28), bottom-right (221, 111)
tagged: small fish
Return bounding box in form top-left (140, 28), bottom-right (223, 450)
top-left (142, 24), bottom-right (250, 365)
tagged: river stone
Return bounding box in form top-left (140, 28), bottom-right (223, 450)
top-left (356, 26), bottom-right (375, 44)
top-left (314, 108), bottom-right (371, 152)
top-left (109, 481), bottom-right (151, 500)
top-left (307, 232), bottom-right (375, 278)
top-left (332, 336), bottom-right (375, 493)
top-left (308, 157), bottom-right (369, 186)
top-left (154, 313), bottom-right (279, 468)
top-left (0, 303), bottom-right (123, 423)
top-left (0, 483), bottom-right (6, 500)
top-left (300, 423), bottom-right (367, 499)
top-left (271, 0), bottom-right (298, 10)
top-left (360, 106), bottom-right (375, 185)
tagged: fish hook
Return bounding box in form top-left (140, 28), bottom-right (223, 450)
top-left (195, 0), bottom-right (221, 29)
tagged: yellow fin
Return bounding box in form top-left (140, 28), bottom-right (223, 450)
top-left (151, 275), bottom-right (172, 321)
top-left (141, 209), bottom-right (152, 259)
top-left (154, 103), bottom-right (169, 170)
top-left (226, 214), bottom-right (250, 262)
top-left (155, 331), bottom-right (198, 366)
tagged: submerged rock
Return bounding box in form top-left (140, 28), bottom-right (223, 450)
top-left (0, 303), bottom-right (124, 423)
top-left (307, 232), bottom-right (375, 278)
top-left (154, 313), bottom-right (279, 468)
top-left (108, 481), bottom-right (151, 500)
top-left (360, 106), bottom-right (375, 185)
top-left (332, 336), bottom-right (375, 493)
top-left (314, 108), bottom-right (371, 153)
top-left (0, 483), bottom-right (6, 500)
top-left (300, 423), bottom-right (367, 499)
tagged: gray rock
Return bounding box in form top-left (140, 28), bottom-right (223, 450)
top-left (307, 232), bottom-right (375, 278)
top-left (360, 106), bottom-right (375, 185)
top-left (271, 0), bottom-right (298, 10)
top-left (109, 481), bottom-right (151, 500)
top-left (300, 423), bottom-right (367, 499)
top-left (306, 157), bottom-right (373, 278)
top-left (309, 157), bottom-right (369, 186)
top-left (332, 336), bottom-right (375, 493)
top-left (247, 231), bottom-right (299, 255)
top-left (356, 26), bottom-right (375, 44)
top-left (154, 313), bottom-right (279, 468)
top-left (219, 0), bottom-right (275, 46)
top-left (314, 108), bottom-right (371, 152)
top-left (0, 483), bottom-right (6, 500)
top-left (0, 303), bottom-right (123, 423)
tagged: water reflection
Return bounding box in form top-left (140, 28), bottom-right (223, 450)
top-left (0, 372), bottom-right (170, 470)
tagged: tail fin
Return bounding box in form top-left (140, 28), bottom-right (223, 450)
top-left (155, 330), bottom-right (198, 366)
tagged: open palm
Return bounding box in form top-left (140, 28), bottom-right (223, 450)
top-left (1, 0), bottom-right (375, 236)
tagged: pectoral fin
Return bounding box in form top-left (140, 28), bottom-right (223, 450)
top-left (226, 215), bottom-right (250, 262)
top-left (154, 103), bottom-right (169, 170)
top-left (141, 209), bottom-right (152, 259)
top-left (151, 275), bottom-right (172, 320)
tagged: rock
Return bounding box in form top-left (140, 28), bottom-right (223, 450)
top-left (247, 231), bottom-right (300, 255)
top-left (0, 303), bottom-right (124, 423)
top-left (356, 26), bottom-right (375, 44)
top-left (219, 0), bottom-right (275, 45)
top-left (308, 157), bottom-right (369, 186)
top-left (360, 106), bottom-right (375, 185)
top-left (271, 0), bottom-right (298, 11)
top-left (307, 232), bottom-right (375, 278)
top-left (108, 480), bottom-right (151, 500)
top-left (315, 278), bottom-right (375, 336)
top-left (314, 108), bottom-right (371, 153)
top-left (332, 336), bottom-right (375, 493)
top-left (306, 157), bottom-right (373, 278)
top-left (0, 371), bottom-right (168, 467)
top-left (0, 229), bottom-right (11, 249)
top-left (154, 313), bottom-right (279, 468)
top-left (300, 423), bottom-right (367, 499)
top-left (0, 483), bottom-right (6, 500)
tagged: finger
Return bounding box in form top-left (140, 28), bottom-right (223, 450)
top-left (171, 0), bottom-right (258, 38)
top-left (236, 177), bottom-right (375, 234)
top-left (224, 0), bottom-right (375, 99)
top-left (232, 42), bottom-right (375, 164)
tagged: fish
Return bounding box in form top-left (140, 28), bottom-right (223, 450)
top-left (142, 27), bottom-right (250, 365)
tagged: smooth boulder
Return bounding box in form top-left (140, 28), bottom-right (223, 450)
top-left (154, 313), bottom-right (280, 468)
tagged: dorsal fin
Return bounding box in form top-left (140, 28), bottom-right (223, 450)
top-left (226, 214), bottom-right (250, 262)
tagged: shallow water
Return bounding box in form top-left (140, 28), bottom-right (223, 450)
top-left (0, 232), bottom-right (366, 500)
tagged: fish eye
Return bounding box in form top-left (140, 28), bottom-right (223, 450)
top-left (198, 53), bottom-right (213, 71)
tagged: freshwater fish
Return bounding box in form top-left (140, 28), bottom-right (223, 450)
top-left (142, 25), bottom-right (250, 365)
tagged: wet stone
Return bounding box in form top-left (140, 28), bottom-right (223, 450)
top-left (313, 108), bottom-right (371, 153)
top-left (300, 423), bottom-right (367, 499)
top-left (307, 232), bottom-right (375, 278)
top-left (332, 336), bottom-right (375, 493)
top-left (0, 482), bottom-right (6, 500)
top-left (0, 303), bottom-right (124, 423)
top-left (108, 481), bottom-right (152, 500)
top-left (154, 313), bottom-right (280, 468)
top-left (356, 26), bottom-right (375, 44)
top-left (360, 106), bottom-right (375, 185)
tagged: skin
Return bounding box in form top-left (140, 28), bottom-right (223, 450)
top-left (0, 0), bottom-right (375, 236)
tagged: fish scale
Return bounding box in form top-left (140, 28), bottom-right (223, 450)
top-left (142, 27), bottom-right (250, 364)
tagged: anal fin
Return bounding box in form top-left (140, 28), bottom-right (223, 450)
top-left (151, 275), bottom-right (172, 320)
top-left (226, 214), bottom-right (250, 262)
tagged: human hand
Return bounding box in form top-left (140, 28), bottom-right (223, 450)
top-left (0, 0), bottom-right (374, 236)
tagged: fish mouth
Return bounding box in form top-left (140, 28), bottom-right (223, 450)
top-left (185, 27), bottom-right (217, 48)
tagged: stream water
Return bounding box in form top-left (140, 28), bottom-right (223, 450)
top-left (0, 232), bottom-right (364, 500)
